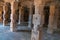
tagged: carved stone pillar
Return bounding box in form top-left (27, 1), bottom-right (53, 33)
top-left (53, 7), bottom-right (58, 30)
top-left (28, 6), bottom-right (33, 28)
top-left (10, 1), bottom-right (18, 32)
top-left (18, 7), bottom-right (22, 24)
top-left (18, 7), bottom-right (21, 24)
top-left (20, 6), bottom-right (24, 24)
top-left (3, 3), bottom-right (8, 26)
top-left (54, 5), bottom-right (60, 29)
top-left (47, 5), bottom-right (56, 34)
top-left (31, 4), bottom-right (44, 40)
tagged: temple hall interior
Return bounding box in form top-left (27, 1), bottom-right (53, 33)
top-left (0, 0), bottom-right (60, 40)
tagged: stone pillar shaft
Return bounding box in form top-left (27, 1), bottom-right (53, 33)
top-left (28, 6), bottom-right (33, 28)
top-left (31, 5), bottom-right (44, 40)
top-left (18, 7), bottom-right (21, 24)
top-left (10, 1), bottom-right (18, 32)
top-left (18, 7), bottom-right (23, 24)
top-left (3, 3), bottom-right (8, 26)
top-left (47, 5), bottom-right (55, 34)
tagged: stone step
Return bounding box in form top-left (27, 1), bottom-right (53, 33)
top-left (17, 26), bottom-right (32, 31)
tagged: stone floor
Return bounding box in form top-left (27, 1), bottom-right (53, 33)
top-left (43, 28), bottom-right (60, 40)
top-left (0, 23), bottom-right (31, 40)
top-left (0, 23), bottom-right (60, 40)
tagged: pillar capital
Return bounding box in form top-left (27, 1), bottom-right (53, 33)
top-left (34, 0), bottom-right (43, 6)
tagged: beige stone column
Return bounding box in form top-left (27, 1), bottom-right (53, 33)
top-left (47, 5), bottom-right (56, 34)
top-left (19, 7), bottom-right (22, 24)
top-left (18, 7), bottom-right (21, 24)
top-left (3, 3), bottom-right (8, 26)
top-left (20, 7), bottom-right (24, 24)
top-left (31, 4), bottom-right (44, 40)
top-left (28, 6), bottom-right (33, 28)
top-left (54, 5), bottom-right (60, 29)
top-left (19, 6), bottom-right (24, 24)
top-left (10, 1), bottom-right (18, 32)
top-left (53, 8), bottom-right (58, 30)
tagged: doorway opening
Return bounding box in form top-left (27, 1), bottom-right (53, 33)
top-left (23, 7), bottom-right (29, 22)
top-left (43, 6), bottom-right (50, 27)
top-left (21, 6), bottom-right (29, 26)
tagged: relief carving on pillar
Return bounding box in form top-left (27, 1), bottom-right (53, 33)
top-left (33, 13), bottom-right (41, 30)
top-left (31, 13), bottom-right (42, 40)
